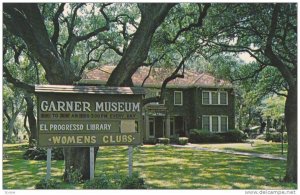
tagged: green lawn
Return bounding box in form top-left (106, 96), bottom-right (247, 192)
top-left (195, 140), bottom-right (288, 157)
top-left (3, 143), bottom-right (296, 189)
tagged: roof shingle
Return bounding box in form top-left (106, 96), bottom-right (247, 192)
top-left (82, 65), bottom-right (231, 88)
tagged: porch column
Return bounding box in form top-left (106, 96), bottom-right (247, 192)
top-left (145, 112), bottom-right (150, 141)
top-left (166, 114), bottom-right (171, 138)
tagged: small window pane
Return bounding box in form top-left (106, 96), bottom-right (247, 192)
top-left (202, 92), bottom-right (210, 104)
top-left (174, 91), bottom-right (182, 105)
top-left (221, 117), bottom-right (228, 131)
top-left (212, 92), bottom-right (218, 104)
top-left (212, 116), bottom-right (219, 132)
top-left (220, 92), bottom-right (227, 105)
top-left (202, 116), bottom-right (210, 131)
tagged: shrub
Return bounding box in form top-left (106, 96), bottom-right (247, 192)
top-left (120, 172), bottom-right (147, 189)
top-left (83, 173), bottom-right (115, 189)
top-left (157, 138), bottom-right (170, 145)
top-left (64, 167), bottom-right (83, 184)
top-left (52, 148), bottom-right (64, 160)
top-left (83, 172), bottom-right (146, 189)
top-left (35, 178), bottom-right (60, 189)
top-left (265, 132), bottom-right (287, 143)
top-left (23, 147), bottom-right (64, 160)
top-left (189, 129), bottom-right (246, 143)
top-left (23, 147), bottom-right (46, 160)
top-left (221, 130), bottom-right (247, 143)
top-left (177, 137), bottom-right (189, 145)
top-left (189, 129), bottom-right (223, 143)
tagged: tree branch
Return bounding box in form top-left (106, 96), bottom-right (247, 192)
top-left (169, 3), bottom-right (211, 43)
top-left (23, 113), bottom-right (31, 138)
top-left (142, 51), bottom-right (191, 105)
top-left (65, 3), bottom-right (111, 63)
top-left (3, 66), bottom-right (34, 93)
top-left (70, 3), bottom-right (85, 32)
top-left (141, 53), bottom-right (167, 87)
top-left (230, 64), bottom-right (267, 82)
top-left (101, 39), bottom-right (123, 56)
top-left (264, 4), bottom-right (296, 90)
top-left (78, 46), bottom-right (108, 78)
top-left (51, 3), bottom-right (65, 46)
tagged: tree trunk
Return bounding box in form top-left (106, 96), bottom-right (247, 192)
top-left (7, 117), bottom-right (16, 143)
top-left (107, 3), bottom-right (175, 87)
top-left (284, 87), bottom-right (297, 183)
top-left (4, 3), bottom-right (175, 182)
top-left (24, 94), bottom-right (37, 146)
top-left (63, 147), bottom-right (99, 181)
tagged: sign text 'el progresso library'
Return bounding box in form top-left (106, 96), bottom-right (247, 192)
top-left (35, 85), bottom-right (144, 147)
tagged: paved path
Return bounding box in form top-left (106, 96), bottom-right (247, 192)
top-left (172, 144), bottom-right (286, 161)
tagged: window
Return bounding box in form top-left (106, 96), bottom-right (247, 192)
top-left (202, 115), bottom-right (228, 132)
top-left (211, 116), bottom-right (219, 132)
top-left (202, 92), bottom-right (209, 104)
top-left (174, 91), bottom-right (183, 106)
top-left (202, 116), bottom-right (210, 131)
top-left (211, 92), bottom-right (219, 104)
top-left (220, 92), bottom-right (228, 105)
top-left (202, 91), bottom-right (228, 105)
top-left (221, 116), bottom-right (228, 131)
top-left (149, 118), bottom-right (155, 138)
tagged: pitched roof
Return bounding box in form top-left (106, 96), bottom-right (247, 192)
top-left (81, 65), bottom-right (232, 88)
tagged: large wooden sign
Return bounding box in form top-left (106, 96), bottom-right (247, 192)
top-left (35, 85), bottom-right (144, 147)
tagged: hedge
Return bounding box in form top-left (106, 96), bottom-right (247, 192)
top-left (177, 137), bottom-right (189, 145)
top-left (157, 138), bottom-right (170, 145)
top-left (265, 132), bottom-right (288, 143)
top-left (189, 129), bottom-right (247, 143)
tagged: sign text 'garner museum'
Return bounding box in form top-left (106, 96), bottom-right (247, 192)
top-left (35, 85), bottom-right (144, 147)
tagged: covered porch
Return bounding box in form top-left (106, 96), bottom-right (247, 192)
top-left (143, 105), bottom-right (187, 142)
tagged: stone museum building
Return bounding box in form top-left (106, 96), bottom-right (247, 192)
top-left (80, 65), bottom-right (235, 143)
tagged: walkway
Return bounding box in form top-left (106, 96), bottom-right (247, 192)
top-left (172, 144), bottom-right (286, 161)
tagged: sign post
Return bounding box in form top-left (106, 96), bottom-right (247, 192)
top-left (46, 148), bottom-right (52, 180)
top-left (89, 147), bottom-right (94, 180)
top-left (128, 146), bottom-right (133, 177)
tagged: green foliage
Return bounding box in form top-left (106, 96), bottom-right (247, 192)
top-left (35, 178), bottom-right (60, 189)
top-left (177, 137), bottom-right (189, 145)
top-left (260, 94), bottom-right (286, 120)
top-left (23, 147), bottom-right (64, 160)
top-left (221, 130), bottom-right (248, 143)
top-left (157, 138), bottom-right (170, 145)
top-left (23, 147), bottom-right (46, 160)
top-left (189, 129), bottom-right (223, 143)
top-left (83, 172), bottom-right (146, 189)
top-left (265, 132), bottom-right (288, 143)
top-left (83, 173), bottom-right (113, 189)
top-left (120, 172), bottom-right (147, 189)
top-left (65, 167), bottom-right (83, 184)
top-left (189, 129), bottom-right (247, 143)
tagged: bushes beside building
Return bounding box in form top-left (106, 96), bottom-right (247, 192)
top-left (265, 132), bottom-right (288, 143)
top-left (189, 129), bottom-right (247, 143)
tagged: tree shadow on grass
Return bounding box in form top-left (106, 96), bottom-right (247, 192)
top-left (3, 144), bottom-right (296, 190)
top-left (133, 146), bottom-right (296, 189)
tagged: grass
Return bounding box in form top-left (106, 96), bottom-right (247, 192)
top-left (195, 140), bottom-right (288, 157)
top-left (2, 143), bottom-right (297, 190)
